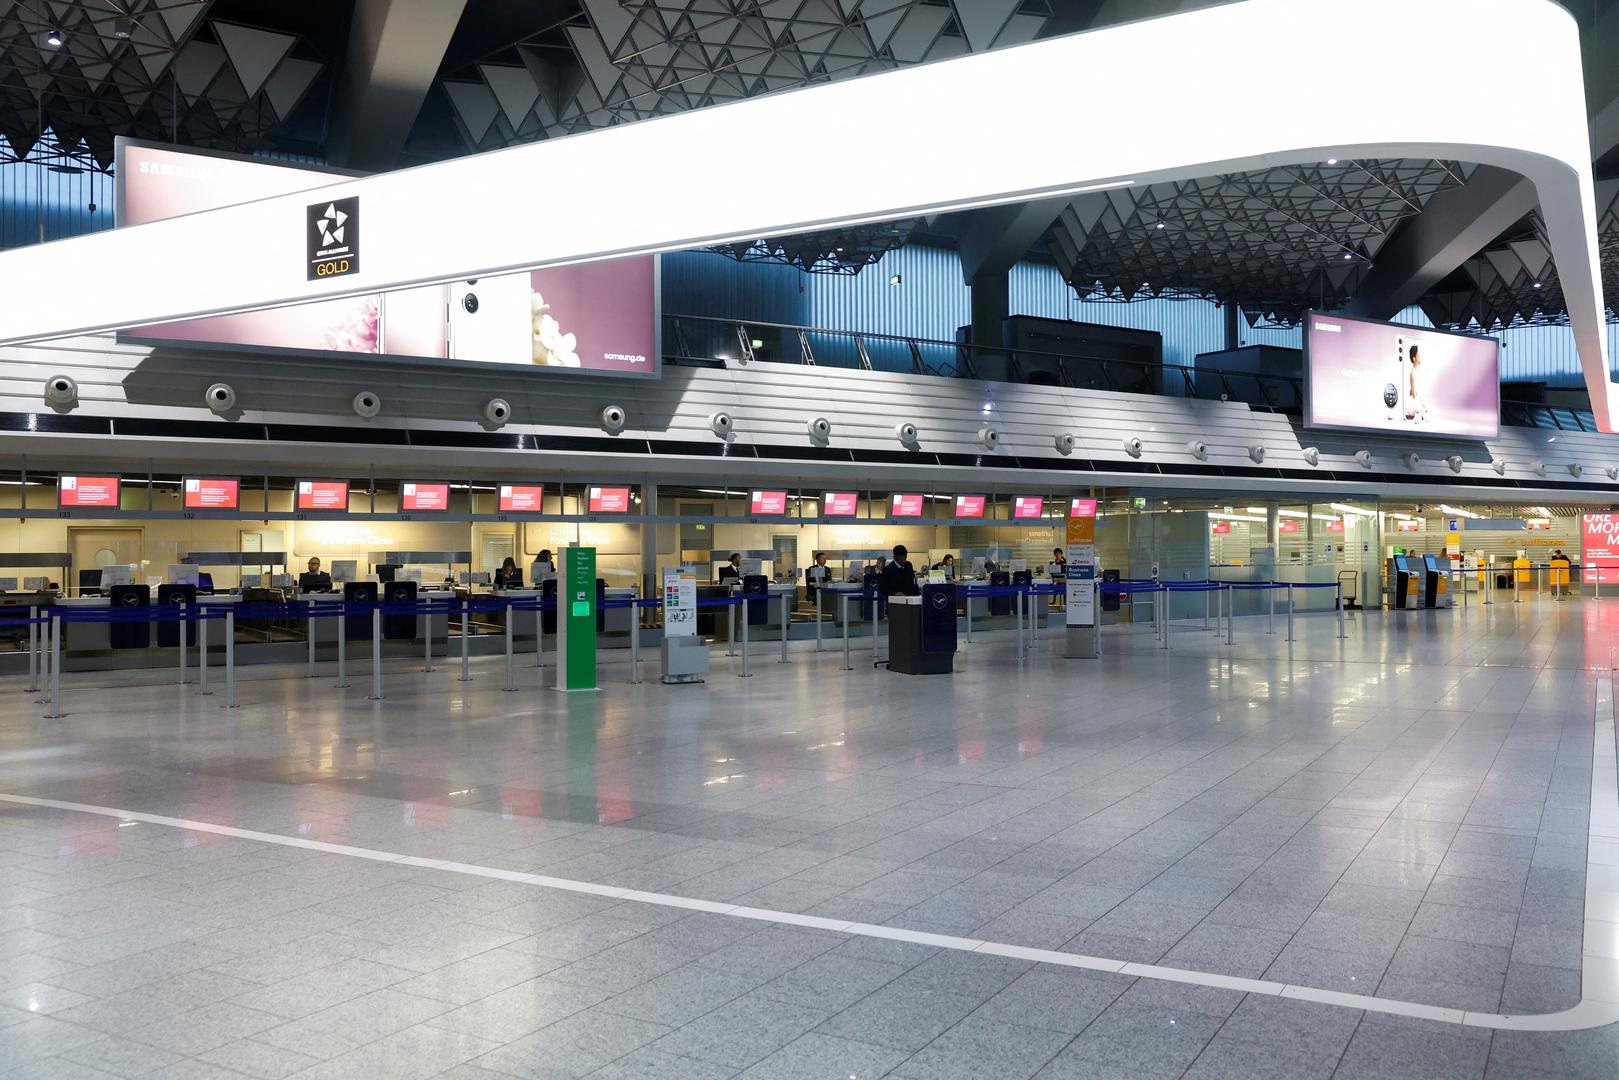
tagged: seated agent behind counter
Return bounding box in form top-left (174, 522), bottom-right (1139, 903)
top-left (718, 552), bottom-right (742, 583)
top-left (299, 556), bottom-right (333, 593)
top-left (879, 545), bottom-right (921, 598)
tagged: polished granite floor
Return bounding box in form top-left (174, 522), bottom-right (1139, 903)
top-left (0, 598), bottom-right (1616, 1079)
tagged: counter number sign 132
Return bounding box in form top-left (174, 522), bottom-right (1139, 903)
top-left (307, 197), bottom-right (360, 281)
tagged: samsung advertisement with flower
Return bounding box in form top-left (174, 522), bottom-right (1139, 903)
top-left (1303, 312), bottom-right (1498, 439)
top-left (115, 140), bottom-right (658, 377)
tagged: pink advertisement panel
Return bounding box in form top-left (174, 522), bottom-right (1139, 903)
top-left (1303, 312), bottom-right (1498, 438)
top-left (116, 141), bottom-right (657, 376)
top-left (1583, 514), bottom-right (1619, 583)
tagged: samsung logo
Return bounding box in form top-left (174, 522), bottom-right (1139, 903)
top-left (604, 353), bottom-right (648, 364)
top-left (137, 160), bottom-right (214, 181)
top-left (1313, 321), bottom-right (1342, 333)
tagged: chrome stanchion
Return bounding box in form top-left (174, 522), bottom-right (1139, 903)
top-left (424, 603), bottom-right (434, 672)
top-left (535, 602), bottom-right (545, 668)
top-left (1161, 590), bottom-right (1170, 651)
top-left (504, 602), bottom-right (516, 692)
top-left (1029, 590), bottom-right (1039, 651)
top-left (459, 600), bottom-right (472, 682)
top-left (815, 593), bottom-right (823, 652)
top-left (198, 612), bottom-right (210, 696)
top-left (1337, 583), bottom-right (1346, 639)
top-left (35, 610), bottom-right (50, 704)
top-left (45, 614), bottom-right (62, 718)
top-left (1483, 566), bottom-right (1492, 605)
top-left (1204, 588), bottom-right (1210, 631)
top-left (306, 605), bottom-right (317, 678)
top-left (177, 602), bottom-right (188, 686)
top-left (1016, 590), bottom-right (1025, 656)
top-left (1226, 586), bottom-right (1235, 646)
top-left (1268, 583), bottom-right (1277, 634)
top-left (840, 593), bottom-right (853, 671)
top-left (628, 602), bottom-right (641, 685)
top-left (964, 590), bottom-right (973, 643)
top-left (27, 605), bottom-right (38, 693)
top-left (369, 607), bottom-right (383, 701)
top-left (335, 611), bottom-right (349, 689)
top-left (779, 593), bottom-right (790, 664)
top-left (1286, 585), bottom-right (1296, 642)
top-left (738, 601), bottom-right (752, 678)
top-left (726, 603), bottom-right (737, 657)
top-left (225, 607), bottom-right (237, 708)
top-left (1515, 569), bottom-right (1523, 604)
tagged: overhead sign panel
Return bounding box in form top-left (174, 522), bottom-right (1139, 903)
top-left (59, 475), bottom-right (119, 508)
top-left (499, 484), bottom-right (544, 512)
top-left (184, 477), bottom-right (239, 510)
top-left (401, 482), bottom-right (449, 512)
top-left (297, 480), bottom-right (349, 511)
top-left (115, 141), bottom-right (658, 376)
top-left (1303, 312), bottom-right (1500, 439)
top-left (823, 492), bottom-right (859, 517)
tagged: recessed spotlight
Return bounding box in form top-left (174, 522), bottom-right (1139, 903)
top-left (45, 27), bottom-right (64, 47)
top-left (1533, 281), bottom-right (1542, 289)
top-left (113, 17), bottom-right (133, 39)
top-left (1326, 157), bottom-right (1338, 165)
top-left (1154, 217), bottom-right (1166, 230)
top-left (1342, 252), bottom-right (1353, 260)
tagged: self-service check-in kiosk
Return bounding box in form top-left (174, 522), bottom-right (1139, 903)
top-left (1389, 556), bottom-right (1416, 609)
top-left (887, 582), bottom-right (957, 674)
top-left (1421, 554), bottom-right (1450, 608)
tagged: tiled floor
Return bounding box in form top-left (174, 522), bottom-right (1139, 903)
top-left (1, 598), bottom-right (1617, 1078)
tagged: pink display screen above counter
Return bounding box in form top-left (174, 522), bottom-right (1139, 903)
top-left (185, 477), bottom-right (239, 509)
top-left (59, 475), bottom-right (119, 508)
top-left (297, 481), bottom-right (349, 511)
top-left (750, 490), bottom-right (788, 515)
top-left (890, 494), bottom-right (925, 517)
top-left (823, 492), bottom-right (859, 516)
top-left (589, 487), bottom-right (631, 513)
top-left (1014, 497), bottom-right (1045, 519)
top-left (499, 485), bottom-right (544, 512)
top-left (402, 483), bottom-right (449, 511)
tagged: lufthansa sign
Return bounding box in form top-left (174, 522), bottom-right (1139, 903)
top-left (306, 197), bottom-right (360, 281)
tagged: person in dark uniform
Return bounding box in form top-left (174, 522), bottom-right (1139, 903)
top-left (718, 553), bottom-right (742, 583)
top-left (493, 557), bottom-right (522, 590)
top-left (878, 544), bottom-right (920, 598)
top-left (806, 551), bottom-right (831, 599)
top-left (299, 556), bottom-right (332, 593)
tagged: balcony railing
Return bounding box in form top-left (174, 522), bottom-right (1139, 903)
top-left (661, 313), bottom-right (1586, 430)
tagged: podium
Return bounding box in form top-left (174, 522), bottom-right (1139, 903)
top-left (887, 584), bottom-right (957, 675)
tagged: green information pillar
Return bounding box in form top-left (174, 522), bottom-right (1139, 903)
top-left (556, 546), bottom-right (598, 692)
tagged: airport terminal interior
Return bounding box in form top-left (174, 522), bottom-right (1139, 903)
top-left (4, 0), bottom-right (1619, 1077)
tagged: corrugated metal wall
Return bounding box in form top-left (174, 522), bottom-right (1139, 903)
top-left (0, 157), bottom-right (114, 248)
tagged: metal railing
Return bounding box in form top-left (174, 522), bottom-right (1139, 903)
top-left (663, 313), bottom-right (1577, 426)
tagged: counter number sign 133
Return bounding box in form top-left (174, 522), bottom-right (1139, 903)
top-left (307, 197), bottom-right (360, 281)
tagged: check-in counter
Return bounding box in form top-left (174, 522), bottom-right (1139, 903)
top-left (298, 592), bottom-right (343, 644)
top-left (490, 588), bottom-right (538, 642)
top-left (195, 593), bottom-right (241, 644)
top-left (604, 587), bottom-right (636, 634)
top-left (55, 596), bottom-right (110, 650)
top-left (766, 583), bottom-right (797, 637)
top-left (419, 588), bottom-right (454, 641)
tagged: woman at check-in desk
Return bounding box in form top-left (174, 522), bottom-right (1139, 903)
top-left (493, 556), bottom-right (522, 590)
top-left (529, 549), bottom-right (554, 584)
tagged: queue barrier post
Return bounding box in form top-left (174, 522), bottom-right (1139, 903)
top-left (199, 611), bottom-right (211, 696)
top-left (176, 603), bottom-right (188, 687)
top-left (964, 590), bottom-right (973, 643)
top-left (1286, 585), bottom-right (1295, 642)
top-left (848, 595), bottom-right (861, 670)
top-left (1336, 583), bottom-right (1346, 639)
top-left (1268, 583), bottom-right (1277, 635)
top-left (1515, 569), bottom-right (1523, 604)
top-left (27, 605), bottom-right (38, 694)
top-left (1030, 589), bottom-right (1040, 651)
top-left (505, 601), bottom-right (517, 692)
top-left (368, 607), bottom-right (383, 701)
top-left (1204, 588), bottom-right (1211, 631)
top-left (1161, 589), bottom-right (1170, 651)
top-left (779, 593), bottom-right (791, 664)
top-left (1016, 589), bottom-right (1025, 657)
top-left (307, 606), bottom-right (317, 678)
top-left (336, 609), bottom-right (349, 689)
top-left (628, 600), bottom-right (642, 685)
top-left (424, 606), bottom-right (435, 672)
top-left (725, 603), bottom-right (737, 657)
top-left (459, 600), bottom-right (472, 683)
top-left (36, 612), bottom-right (51, 705)
top-left (225, 607), bottom-right (238, 709)
top-left (815, 593), bottom-right (823, 652)
top-left (738, 599), bottom-right (752, 678)
top-left (46, 614), bottom-right (62, 719)
top-left (1226, 585), bottom-right (1235, 646)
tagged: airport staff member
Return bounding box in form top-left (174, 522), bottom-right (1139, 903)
top-left (718, 553), bottom-right (743, 583)
top-left (933, 553), bottom-right (956, 577)
top-left (529, 549), bottom-right (554, 584)
top-left (299, 556), bottom-right (332, 593)
top-left (879, 544), bottom-right (921, 598)
top-left (806, 552), bottom-right (831, 599)
top-left (493, 557), bottom-right (522, 590)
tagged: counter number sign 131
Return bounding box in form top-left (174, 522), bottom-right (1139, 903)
top-left (307, 197), bottom-right (360, 281)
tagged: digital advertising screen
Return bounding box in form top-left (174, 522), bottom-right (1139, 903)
top-left (1211, 522), bottom-right (1231, 534)
top-left (59, 475), bottom-right (119, 508)
top-left (498, 485), bottom-right (544, 513)
top-left (1014, 496), bottom-right (1045, 520)
top-left (750, 490), bottom-right (788, 515)
top-left (1069, 498), bottom-right (1097, 518)
top-left (115, 140), bottom-right (659, 376)
top-left (401, 482), bottom-right (449, 512)
top-left (1303, 312), bottom-right (1499, 438)
top-left (184, 477), bottom-right (239, 510)
top-left (1278, 520), bottom-right (1300, 533)
top-left (1583, 514), bottom-right (1619, 583)
top-left (890, 493), bottom-right (925, 518)
top-left (588, 486), bottom-right (630, 513)
top-left (954, 495), bottom-right (986, 519)
top-left (823, 492), bottom-right (859, 517)
top-left (297, 480), bottom-right (349, 511)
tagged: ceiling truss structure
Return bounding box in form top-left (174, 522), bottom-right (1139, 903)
top-left (0, 0), bottom-right (325, 170)
top-left (1046, 159), bottom-right (1474, 328)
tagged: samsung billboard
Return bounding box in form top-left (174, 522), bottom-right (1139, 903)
top-left (115, 140), bottom-right (659, 377)
top-left (1303, 312), bottom-right (1499, 439)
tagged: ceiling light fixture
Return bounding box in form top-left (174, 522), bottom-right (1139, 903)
top-left (1326, 157), bottom-right (1338, 165)
top-left (45, 27), bottom-right (64, 47)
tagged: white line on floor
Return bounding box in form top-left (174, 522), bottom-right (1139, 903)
top-left (2, 680), bottom-right (1615, 1032)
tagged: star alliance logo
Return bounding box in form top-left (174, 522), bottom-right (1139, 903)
top-left (315, 203), bottom-right (348, 247)
top-left (306, 196), bottom-right (360, 281)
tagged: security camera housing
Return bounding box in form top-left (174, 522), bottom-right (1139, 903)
top-left (976, 427), bottom-right (1001, 450)
top-left (895, 422), bottom-right (919, 446)
top-left (1187, 440), bottom-right (1208, 460)
top-left (483, 398), bottom-right (512, 428)
top-left (600, 405), bottom-right (627, 433)
top-left (1302, 447), bottom-right (1321, 466)
top-left (709, 412), bottom-right (734, 439)
top-left (1054, 433), bottom-right (1075, 455)
top-left (43, 374), bottom-right (78, 412)
top-left (205, 383), bottom-right (238, 416)
top-left (807, 416), bottom-right (832, 441)
top-left (1123, 437), bottom-right (1143, 458)
top-left (1247, 445), bottom-right (1265, 464)
top-left (352, 391), bottom-right (381, 419)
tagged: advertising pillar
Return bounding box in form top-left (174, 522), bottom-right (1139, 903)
top-left (556, 546), bottom-right (598, 692)
top-left (660, 565), bottom-right (708, 684)
top-left (1064, 503), bottom-right (1099, 659)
